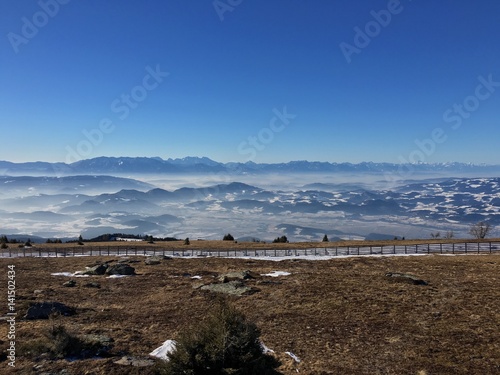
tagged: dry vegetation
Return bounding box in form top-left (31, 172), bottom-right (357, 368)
top-left (0, 252), bottom-right (499, 374)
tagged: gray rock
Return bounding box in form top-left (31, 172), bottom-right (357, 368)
top-left (25, 302), bottom-right (75, 319)
top-left (385, 272), bottom-right (428, 286)
top-left (201, 281), bottom-right (258, 296)
top-left (144, 256), bottom-right (165, 265)
top-left (119, 259), bottom-right (141, 264)
top-left (106, 263), bottom-right (136, 276)
top-left (62, 280), bottom-right (76, 287)
top-left (218, 270), bottom-right (259, 283)
top-left (114, 356), bottom-right (155, 367)
top-left (83, 264), bottom-right (108, 275)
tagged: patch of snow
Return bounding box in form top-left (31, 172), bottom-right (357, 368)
top-left (260, 341), bottom-right (275, 354)
top-left (150, 340), bottom-right (177, 360)
top-left (106, 274), bottom-right (131, 278)
top-left (261, 271), bottom-right (291, 277)
top-left (51, 272), bottom-right (75, 277)
top-left (51, 272), bottom-right (89, 278)
top-left (285, 351), bottom-right (301, 363)
top-left (191, 275), bottom-right (202, 279)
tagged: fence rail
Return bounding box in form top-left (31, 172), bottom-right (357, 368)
top-left (1, 242), bottom-right (500, 259)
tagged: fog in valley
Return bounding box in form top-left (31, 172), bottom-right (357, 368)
top-left (2, 167), bottom-right (499, 243)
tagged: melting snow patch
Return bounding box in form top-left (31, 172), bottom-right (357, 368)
top-left (262, 271), bottom-right (291, 277)
top-left (150, 340), bottom-right (177, 360)
top-left (285, 351), bottom-right (301, 363)
top-left (260, 341), bottom-right (275, 354)
top-left (51, 272), bottom-right (89, 278)
top-left (191, 275), bottom-right (202, 279)
top-left (106, 274), bottom-right (131, 279)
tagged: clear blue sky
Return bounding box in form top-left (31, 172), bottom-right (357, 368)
top-left (1, 0), bottom-right (499, 164)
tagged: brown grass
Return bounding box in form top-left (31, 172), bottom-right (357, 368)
top-left (0, 253), bottom-right (499, 374)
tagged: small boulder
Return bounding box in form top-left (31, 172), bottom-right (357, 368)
top-left (144, 256), bottom-right (166, 265)
top-left (385, 272), bottom-right (428, 286)
top-left (83, 264), bottom-right (108, 275)
top-left (106, 263), bottom-right (136, 276)
top-left (201, 281), bottom-right (258, 296)
top-left (218, 270), bottom-right (259, 283)
top-left (25, 302), bottom-right (75, 319)
top-left (114, 356), bottom-right (155, 367)
top-left (62, 280), bottom-right (76, 287)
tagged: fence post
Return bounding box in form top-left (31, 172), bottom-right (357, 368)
top-left (490, 242), bottom-right (492, 253)
top-left (465, 243), bottom-right (468, 254)
top-left (452, 243), bottom-right (454, 254)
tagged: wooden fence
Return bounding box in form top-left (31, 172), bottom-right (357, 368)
top-left (1, 241), bottom-right (499, 259)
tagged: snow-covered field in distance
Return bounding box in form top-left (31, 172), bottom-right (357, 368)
top-left (0, 171), bottom-right (499, 242)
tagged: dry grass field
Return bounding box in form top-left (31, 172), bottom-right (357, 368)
top-left (0, 250), bottom-right (499, 374)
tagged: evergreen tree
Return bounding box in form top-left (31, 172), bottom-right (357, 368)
top-left (160, 298), bottom-right (280, 374)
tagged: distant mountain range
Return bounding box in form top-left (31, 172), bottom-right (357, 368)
top-left (1, 156), bottom-right (500, 175)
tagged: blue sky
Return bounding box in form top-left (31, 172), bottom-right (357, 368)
top-left (1, 0), bottom-right (499, 164)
